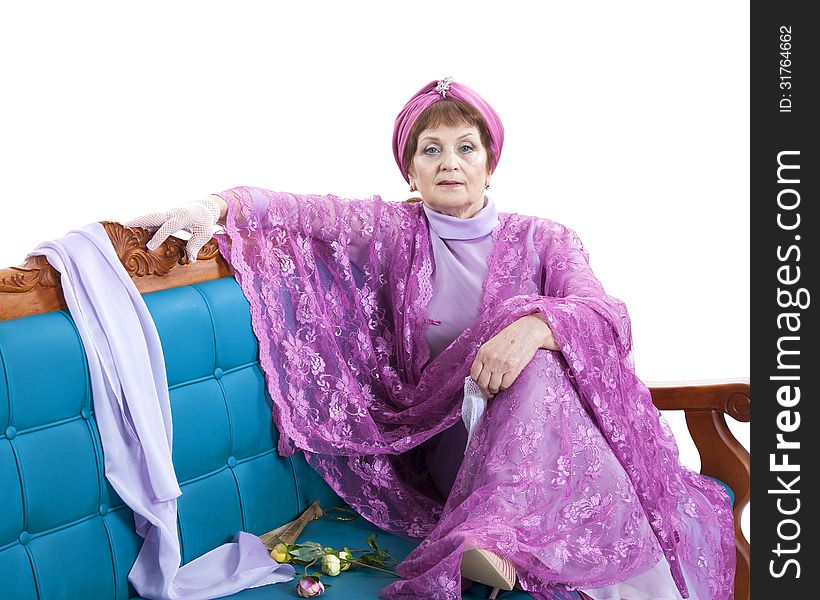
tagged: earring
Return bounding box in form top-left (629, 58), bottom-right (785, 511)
top-left (485, 183), bottom-right (490, 189)
top-left (409, 178), bottom-right (416, 192)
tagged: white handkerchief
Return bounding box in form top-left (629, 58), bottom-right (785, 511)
top-left (461, 377), bottom-right (487, 453)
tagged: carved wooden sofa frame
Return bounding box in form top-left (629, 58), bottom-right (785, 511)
top-left (0, 221), bottom-right (751, 600)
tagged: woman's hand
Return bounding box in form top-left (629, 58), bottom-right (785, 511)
top-left (469, 313), bottom-right (559, 400)
top-left (125, 195), bottom-right (226, 263)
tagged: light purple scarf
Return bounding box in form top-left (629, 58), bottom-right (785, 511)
top-left (29, 223), bottom-right (295, 600)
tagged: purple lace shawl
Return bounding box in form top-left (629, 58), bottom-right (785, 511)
top-left (214, 186), bottom-right (735, 599)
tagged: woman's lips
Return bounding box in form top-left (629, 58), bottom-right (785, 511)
top-left (438, 182), bottom-right (463, 186)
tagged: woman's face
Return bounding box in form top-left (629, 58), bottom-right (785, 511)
top-left (408, 124), bottom-right (491, 219)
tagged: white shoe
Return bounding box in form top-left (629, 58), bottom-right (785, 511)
top-left (461, 548), bottom-right (516, 598)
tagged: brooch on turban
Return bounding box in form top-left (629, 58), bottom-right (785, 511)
top-left (435, 76), bottom-right (454, 98)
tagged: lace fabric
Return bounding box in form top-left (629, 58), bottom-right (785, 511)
top-left (214, 186), bottom-right (735, 600)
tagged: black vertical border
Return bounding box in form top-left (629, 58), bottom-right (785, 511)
top-left (751, 3), bottom-right (817, 598)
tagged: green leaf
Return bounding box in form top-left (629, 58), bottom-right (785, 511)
top-left (302, 541), bottom-right (324, 551)
top-left (289, 542), bottom-right (325, 563)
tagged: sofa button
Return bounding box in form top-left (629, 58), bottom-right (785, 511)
top-left (99, 504), bottom-right (109, 516)
top-left (4, 426), bottom-right (16, 440)
top-left (18, 532), bottom-right (31, 545)
top-left (227, 456), bottom-right (237, 468)
top-left (81, 407), bottom-right (91, 420)
top-left (213, 368), bottom-right (224, 380)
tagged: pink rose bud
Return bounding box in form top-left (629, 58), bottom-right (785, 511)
top-left (297, 576), bottom-right (325, 598)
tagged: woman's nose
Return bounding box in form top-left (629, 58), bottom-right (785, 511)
top-left (439, 147), bottom-right (459, 170)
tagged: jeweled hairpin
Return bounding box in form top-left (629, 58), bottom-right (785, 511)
top-left (435, 76), bottom-right (454, 98)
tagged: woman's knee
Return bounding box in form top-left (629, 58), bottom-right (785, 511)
top-left (527, 348), bottom-right (566, 377)
top-left (502, 349), bottom-right (568, 398)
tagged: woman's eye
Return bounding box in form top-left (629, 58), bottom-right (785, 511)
top-left (422, 144), bottom-right (473, 154)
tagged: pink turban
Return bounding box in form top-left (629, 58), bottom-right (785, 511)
top-left (392, 77), bottom-right (505, 183)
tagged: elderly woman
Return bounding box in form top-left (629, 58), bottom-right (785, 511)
top-left (127, 78), bottom-right (735, 600)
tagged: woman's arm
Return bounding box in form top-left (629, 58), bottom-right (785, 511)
top-left (127, 187), bottom-right (399, 268)
top-left (213, 186), bottom-right (402, 272)
top-left (527, 312), bottom-right (560, 351)
top-left (470, 222), bottom-right (605, 398)
top-left (209, 194), bottom-right (229, 226)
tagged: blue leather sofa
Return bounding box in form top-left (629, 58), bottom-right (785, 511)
top-left (0, 223), bottom-right (750, 599)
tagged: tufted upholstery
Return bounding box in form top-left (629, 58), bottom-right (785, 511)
top-left (1, 276), bottom-right (546, 599)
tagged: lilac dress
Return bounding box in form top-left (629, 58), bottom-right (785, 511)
top-left (420, 197), bottom-right (695, 600)
top-left (420, 197), bottom-right (498, 498)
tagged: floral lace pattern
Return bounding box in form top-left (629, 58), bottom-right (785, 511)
top-left (215, 186), bottom-right (735, 599)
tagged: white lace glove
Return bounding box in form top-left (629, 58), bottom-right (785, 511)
top-left (462, 376), bottom-right (488, 453)
top-left (125, 196), bottom-right (221, 263)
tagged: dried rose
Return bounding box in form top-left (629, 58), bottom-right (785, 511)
top-left (270, 542), bottom-right (291, 563)
top-left (296, 576), bottom-right (325, 598)
top-left (321, 553), bottom-right (341, 576)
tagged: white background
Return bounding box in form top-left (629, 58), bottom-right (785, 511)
top-left (1, 2), bottom-right (749, 538)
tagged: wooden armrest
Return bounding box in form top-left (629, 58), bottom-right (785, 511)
top-left (0, 222), bottom-right (233, 322)
top-left (648, 379), bottom-right (750, 600)
top-left (647, 379), bottom-right (751, 422)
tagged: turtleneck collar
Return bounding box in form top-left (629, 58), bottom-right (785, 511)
top-left (422, 195), bottom-right (499, 240)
